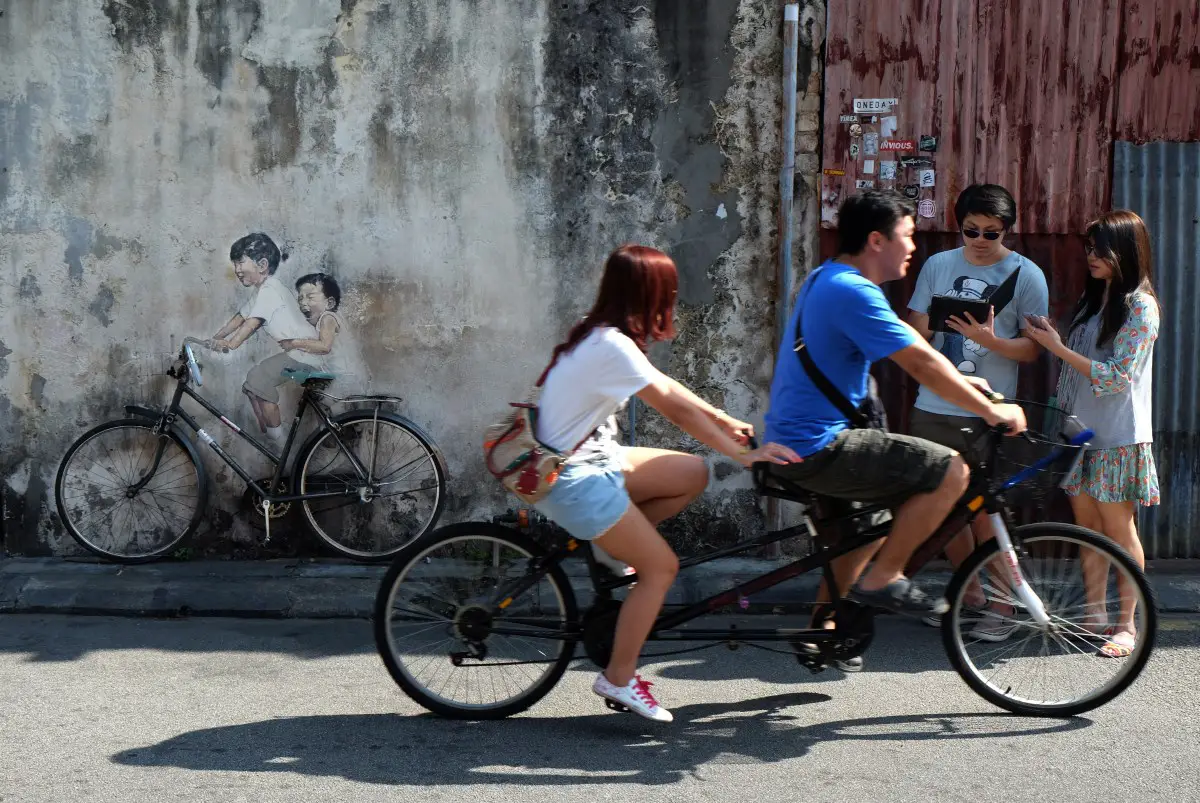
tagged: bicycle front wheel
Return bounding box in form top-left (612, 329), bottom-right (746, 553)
top-left (294, 412), bottom-right (446, 561)
top-left (943, 523), bottom-right (1156, 717)
top-left (55, 419), bottom-right (207, 563)
top-left (374, 523), bottom-right (579, 719)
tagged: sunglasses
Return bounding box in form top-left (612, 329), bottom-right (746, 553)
top-left (962, 228), bottom-right (1003, 241)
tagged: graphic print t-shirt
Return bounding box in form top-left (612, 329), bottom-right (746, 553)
top-left (908, 248), bottom-right (1049, 416)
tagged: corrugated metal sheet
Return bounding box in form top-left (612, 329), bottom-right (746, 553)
top-left (1115, 0), bottom-right (1200, 143)
top-left (822, 0), bottom-right (1120, 234)
top-left (1113, 141), bottom-right (1200, 558)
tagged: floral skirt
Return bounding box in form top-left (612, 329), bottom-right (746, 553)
top-left (1063, 443), bottom-right (1160, 506)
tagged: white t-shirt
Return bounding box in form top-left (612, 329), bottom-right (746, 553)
top-left (239, 275), bottom-right (322, 367)
top-left (240, 275), bottom-right (318, 343)
top-left (536, 327), bottom-right (659, 454)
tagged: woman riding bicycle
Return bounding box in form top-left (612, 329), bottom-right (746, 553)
top-left (526, 244), bottom-right (799, 722)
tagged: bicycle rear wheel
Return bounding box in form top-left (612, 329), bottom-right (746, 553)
top-left (374, 523), bottom-right (579, 719)
top-left (295, 411), bottom-right (445, 561)
top-left (55, 419), bottom-right (207, 563)
top-left (943, 523), bottom-right (1156, 717)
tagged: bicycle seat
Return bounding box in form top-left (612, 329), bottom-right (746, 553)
top-left (281, 366), bottom-right (337, 385)
top-left (751, 461), bottom-right (816, 505)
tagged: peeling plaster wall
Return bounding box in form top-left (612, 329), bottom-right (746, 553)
top-left (0, 0), bottom-right (824, 556)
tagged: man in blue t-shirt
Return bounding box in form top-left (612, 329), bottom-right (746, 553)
top-left (764, 190), bottom-right (1027, 632)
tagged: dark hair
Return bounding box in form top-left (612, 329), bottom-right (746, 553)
top-left (229, 233), bottom-right (286, 274)
top-left (295, 272), bottom-right (342, 311)
top-left (953, 184), bottom-right (1017, 230)
top-left (549, 245), bottom-right (678, 369)
top-left (836, 190), bottom-right (917, 254)
top-left (1069, 210), bottom-right (1159, 346)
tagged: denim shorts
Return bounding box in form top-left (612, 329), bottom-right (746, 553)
top-left (533, 455), bottom-right (631, 541)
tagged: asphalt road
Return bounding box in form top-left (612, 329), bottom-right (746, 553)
top-left (1, 614), bottom-right (1197, 802)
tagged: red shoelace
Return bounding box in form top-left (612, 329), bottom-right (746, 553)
top-left (632, 675), bottom-right (660, 708)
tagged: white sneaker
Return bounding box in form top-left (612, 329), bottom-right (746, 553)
top-left (969, 608), bottom-right (1018, 642)
top-left (592, 543), bottom-right (635, 578)
top-left (592, 673), bottom-right (673, 723)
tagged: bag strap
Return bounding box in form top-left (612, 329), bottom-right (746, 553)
top-left (986, 258), bottom-right (1022, 314)
top-left (793, 267), bottom-right (870, 429)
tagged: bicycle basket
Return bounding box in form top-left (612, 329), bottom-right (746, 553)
top-left (991, 400), bottom-right (1089, 507)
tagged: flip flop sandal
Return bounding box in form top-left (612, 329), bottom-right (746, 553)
top-left (1098, 628), bottom-right (1136, 658)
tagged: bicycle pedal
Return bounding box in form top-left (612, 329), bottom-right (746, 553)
top-left (604, 700), bottom-right (631, 714)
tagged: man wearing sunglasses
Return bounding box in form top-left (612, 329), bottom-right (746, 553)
top-left (906, 183), bottom-right (1049, 641)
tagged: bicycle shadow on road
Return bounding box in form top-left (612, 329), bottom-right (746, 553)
top-left (647, 616), bottom-right (953, 685)
top-left (110, 695), bottom-right (1090, 787)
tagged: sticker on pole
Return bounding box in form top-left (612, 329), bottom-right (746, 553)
top-left (919, 168), bottom-right (936, 188)
top-left (918, 199), bottom-right (936, 218)
top-left (880, 139), bottom-right (916, 152)
top-left (855, 179), bottom-right (875, 189)
top-left (880, 161), bottom-right (897, 180)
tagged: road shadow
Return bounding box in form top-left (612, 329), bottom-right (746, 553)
top-left (110, 695), bottom-right (1090, 787)
top-left (0, 616), bottom-right (377, 662)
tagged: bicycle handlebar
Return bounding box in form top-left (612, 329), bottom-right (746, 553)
top-left (179, 337), bottom-right (226, 387)
top-left (182, 343), bottom-right (203, 387)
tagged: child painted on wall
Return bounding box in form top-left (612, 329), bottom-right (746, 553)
top-left (277, 273), bottom-right (371, 393)
top-left (210, 233), bottom-right (322, 442)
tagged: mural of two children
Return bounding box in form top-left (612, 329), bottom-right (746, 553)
top-left (210, 233), bottom-right (370, 439)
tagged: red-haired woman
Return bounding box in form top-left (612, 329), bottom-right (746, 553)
top-left (532, 244), bottom-right (800, 722)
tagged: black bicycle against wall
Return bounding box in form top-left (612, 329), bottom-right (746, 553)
top-left (55, 337), bottom-right (447, 563)
top-left (374, 400), bottom-right (1156, 719)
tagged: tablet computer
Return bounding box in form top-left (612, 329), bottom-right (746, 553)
top-left (928, 295), bottom-right (993, 333)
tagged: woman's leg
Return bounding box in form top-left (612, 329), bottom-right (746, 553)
top-left (1070, 492), bottom-right (1110, 631)
top-left (621, 447), bottom-right (708, 525)
top-left (1095, 498), bottom-right (1144, 637)
top-left (590, 504), bottom-right (679, 687)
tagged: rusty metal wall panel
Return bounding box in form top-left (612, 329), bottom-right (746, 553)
top-left (1115, 0), bottom-right (1200, 143)
top-left (822, 0), bottom-right (1121, 234)
top-left (1113, 141), bottom-right (1200, 558)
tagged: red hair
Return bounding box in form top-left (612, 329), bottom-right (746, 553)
top-left (546, 244), bottom-right (678, 372)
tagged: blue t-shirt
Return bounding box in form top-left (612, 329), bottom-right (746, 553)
top-left (764, 261), bottom-right (917, 457)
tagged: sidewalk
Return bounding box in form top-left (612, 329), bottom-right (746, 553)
top-left (2, 556), bottom-right (1199, 619)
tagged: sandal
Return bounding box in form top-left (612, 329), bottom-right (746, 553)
top-left (1098, 628), bottom-right (1136, 658)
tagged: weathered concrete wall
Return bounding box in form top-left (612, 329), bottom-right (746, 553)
top-left (0, 0), bottom-right (824, 556)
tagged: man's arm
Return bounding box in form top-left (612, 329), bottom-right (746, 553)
top-left (908, 310), bottom-right (933, 341)
top-left (983, 332), bottom-right (1040, 362)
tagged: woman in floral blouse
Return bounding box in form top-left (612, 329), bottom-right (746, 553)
top-left (1025, 210), bottom-right (1160, 659)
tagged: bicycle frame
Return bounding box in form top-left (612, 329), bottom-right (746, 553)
top-left (132, 354), bottom-right (375, 505)
top-left (485, 425), bottom-right (1093, 645)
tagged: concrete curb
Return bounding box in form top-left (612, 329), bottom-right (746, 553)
top-left (1, 556), bottom-right (1198, 619)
